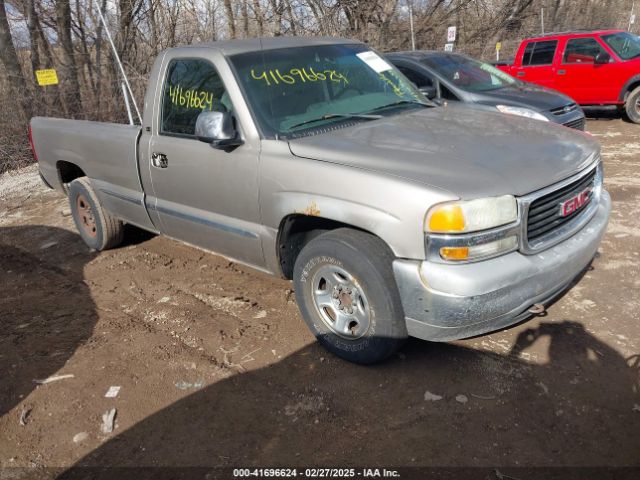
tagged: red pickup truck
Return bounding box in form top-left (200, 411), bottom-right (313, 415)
top-left (497, 30), bottom-right (640, 123)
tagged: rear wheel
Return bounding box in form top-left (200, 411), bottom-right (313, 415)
top-left (293, 229), bottom-right (407, 364)
top-left (624, 86), bottom-right (640, 124)
top-left (68, 177), bottom-right (124, 250)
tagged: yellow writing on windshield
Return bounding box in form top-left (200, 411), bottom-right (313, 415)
top-left (250, 68), bottom-right (349, 86)
top-left (378, 71), bottom-right (422, 101)
top-left (169, 85), bottom-right (214, 110)
top-left (378, 72), bottom-right (404, 97)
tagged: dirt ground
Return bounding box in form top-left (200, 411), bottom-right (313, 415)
top-left (1, 114), bottom-right (639, 479)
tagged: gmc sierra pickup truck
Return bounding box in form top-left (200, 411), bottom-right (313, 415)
top-left (30, 37), bottom-right (611, 364)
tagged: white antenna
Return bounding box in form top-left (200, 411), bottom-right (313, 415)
top-left (121, 82), bottom-right (133, 125)
top-left (96, 4), bottom-right (142, 124)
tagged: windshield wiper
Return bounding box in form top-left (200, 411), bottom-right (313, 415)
top-left (287, 113), bottom-right (382, 131)
top-left (366, 99), bottom-right (433, 113)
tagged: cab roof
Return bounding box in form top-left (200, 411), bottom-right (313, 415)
top-left (173, 36), bottom-right (361, 56)
top-left (524, 29), bottom-right (625, 41)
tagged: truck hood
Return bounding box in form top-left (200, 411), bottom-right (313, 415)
top-left (287, 104), bottom-right (599, 199)
top-left (473, 83), bottom-right (576, 112)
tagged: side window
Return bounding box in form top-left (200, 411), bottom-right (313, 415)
top-left (397, 66), bottom-right (433, 89)
top-left (522, 40), bottom-right (558, 66)
top-left (522, 42), bottom-right (535, 65)
top-left (563, 37), bottom-right (607, 63)
top-left (440, 84), bottom-right (459, 101)
top-left (161, 59), bottom-right (232, 136)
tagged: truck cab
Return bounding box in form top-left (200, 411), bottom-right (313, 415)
top-left (498, 30), bottom-right (640, 122)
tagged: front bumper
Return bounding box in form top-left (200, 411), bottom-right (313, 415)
top-left (393, 190), bottom-right (611, 342)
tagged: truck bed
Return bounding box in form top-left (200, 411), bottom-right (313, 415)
top-left (31, 118), bottom-right (154, 231)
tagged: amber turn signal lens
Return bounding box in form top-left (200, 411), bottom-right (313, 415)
top-left (428, 205), bottom-right (465, 233)
top-left (439, 246), bottom-right (469, 261)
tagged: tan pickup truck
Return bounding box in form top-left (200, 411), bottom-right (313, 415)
top-left (30, 37), bottom-right (610, 363)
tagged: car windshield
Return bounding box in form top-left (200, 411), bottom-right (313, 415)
top-left (601, 32), bottom-right (640, 60)
top-left (229, 44), bottom-right (428, 138)
top-left (421, 54), bottom-right (518, 92)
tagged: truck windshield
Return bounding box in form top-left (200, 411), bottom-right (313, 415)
top-left (601, 32), bottom-right (640, 60)
top-left (229, 44), bottom-right (428, 138)
top-left (421, 54), bottom-right (518, 92)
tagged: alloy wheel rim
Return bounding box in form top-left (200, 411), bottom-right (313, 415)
top-left (310, 264), bottom-right (371, 340)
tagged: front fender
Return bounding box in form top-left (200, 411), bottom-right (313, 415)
top-left (272, 191), bottom-right (402, 242)
top-left (258, 140), bottom-right (456, 272)
top-left (619, 74), bottom-right (640, 102)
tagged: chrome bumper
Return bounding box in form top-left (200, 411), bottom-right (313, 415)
top-left (393, 190), bottom-right (611, 342)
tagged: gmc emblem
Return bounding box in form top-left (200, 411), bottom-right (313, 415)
top-left (559, 188), bottom-right (591, 217)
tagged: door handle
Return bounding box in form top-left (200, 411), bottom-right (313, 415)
top-left (517, 71), bottom-right (525, 77)
top-left (151, 152), bottom-right (168, 168)
top-left (557, 69), bottom-right (566, 75)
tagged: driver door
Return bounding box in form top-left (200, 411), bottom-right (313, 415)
top-left (143, 56), bottom-right (264, 267)
top-left (557, 36), bottom-right (619, 103)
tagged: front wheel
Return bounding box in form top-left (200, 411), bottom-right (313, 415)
top-left (625, 86), bottom-right (640, 124)
top-left (293, 229), bottom-right (407, 364)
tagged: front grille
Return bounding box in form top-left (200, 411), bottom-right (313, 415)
top-left (550, 103), bottom-right (578, 115)
top-left (563, 117), bottom-right (586, 130)
top-left (526, 167), bottom-right (597, 243)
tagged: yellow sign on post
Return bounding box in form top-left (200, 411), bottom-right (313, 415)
top-left (496, 42), bottom-right (502, 52)
top-left (35, 69), bottom-right (59, 86)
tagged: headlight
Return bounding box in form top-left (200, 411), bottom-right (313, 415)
top-left (425, 195), bottom-right (518, 233)
top-left (496, 105), bottom-right (549, 122)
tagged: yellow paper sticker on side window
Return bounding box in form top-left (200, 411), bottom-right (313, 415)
top-left (35, 69), bottom-right (59, 86)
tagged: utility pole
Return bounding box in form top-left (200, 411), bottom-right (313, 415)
top-left (408, 2), bottom-right (415, 51)
top-left (541, 7), bottom-right (545, 34)
top-left (629, 1), bottom-right (636, 31)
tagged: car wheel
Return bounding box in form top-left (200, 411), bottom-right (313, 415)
top-left (624, 86), bottom-right (640, 124)
top-left (68, 177), bottom-right (124, 250)
top-left (293, 228), bottom-right (407, 364)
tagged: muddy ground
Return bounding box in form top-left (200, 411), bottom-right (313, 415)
top-left (1, 115), bottom-right (639, 479)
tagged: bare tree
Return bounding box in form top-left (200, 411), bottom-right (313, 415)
top-left (223, 0), bottom-right (235, 38)
top-left (0, 0), bottom-right (31, 118)
top-left (252, 0), bottom-right (264, 36)
top-left (25, 0), bottom-right (40, 73)
top-left (54, 0), bottom-right (82, 116)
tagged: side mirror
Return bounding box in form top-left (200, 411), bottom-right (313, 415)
top-left (595, 52), bottom-right (611, 64)
top-left (195, 111), bottom-right (242, 149)
top-left (419, 85), bottom-right (438, 100)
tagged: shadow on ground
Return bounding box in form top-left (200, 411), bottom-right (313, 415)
top-left (62, 321), bottom-right (639, 476)
top-left (0, 226), bottom-right (97, 416)
top-left (583, 107), bottom-right (630, 122)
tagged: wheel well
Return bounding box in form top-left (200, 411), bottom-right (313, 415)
top-left (57, 161), bottom-right (86, 193)
top-left (623, 80), bottom-right (640, 102)
top-left (277, 215), bottom-right (365, 279)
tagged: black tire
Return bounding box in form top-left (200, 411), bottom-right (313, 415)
top-left (624, 86), bottom-right (640, 124)
top-left (293, 228), bottom-right (407, 364)
top-left (68, 177), bottom-right (124, 250)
